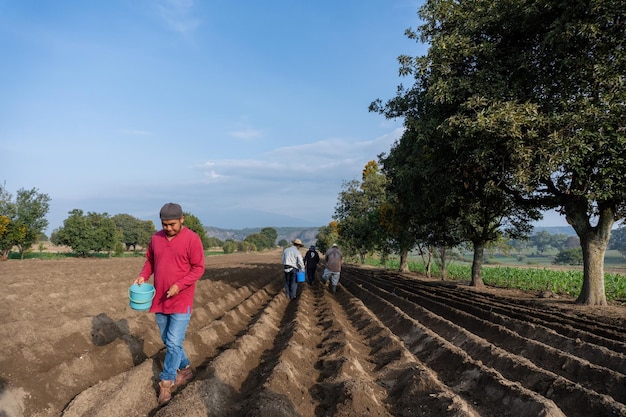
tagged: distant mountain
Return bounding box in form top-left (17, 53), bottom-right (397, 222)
top-left (532, 225), bottom-right (576, 236)
top-left (205, 226), bottom-right (321, 247)
top-left (205, 225), bottom-right (577, 245)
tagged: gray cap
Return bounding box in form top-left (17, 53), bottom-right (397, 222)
top-left (160, 203), bottom-right (183, 220)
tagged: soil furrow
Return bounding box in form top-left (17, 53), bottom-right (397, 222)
top-left (341, 277), bottom-right (566, 417)
top-left (337, 284), bottom-right (480, 417)
top-left (154, 285), bottom-right (292, 416)
top-left (188, 280), bottom-right (283, 370)
top-left (402, 282), bottom-right (626, 374)
top-left (4, 254), bottom-right (626, 417)
top-left (61, 272), bottom-right (284, 417)
top-left (352, 268), bottom-right (626, 364)
top-left (309, 284), bottom-right (392, 416)
top-left (370, 269), bottom-right (626, 351)
top-left (234, 285), bottom-right (324, 417)
top-left (344, 273), bottom-right (626, 416)
top-left (363, 274), bottom-right (626, 403)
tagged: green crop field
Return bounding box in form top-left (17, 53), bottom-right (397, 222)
top-left (367, 250), bottom-right (626, 303)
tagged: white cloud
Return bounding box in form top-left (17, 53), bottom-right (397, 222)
top-left (199, 129), bottom-right (402, 183)
top-left (41, 129), bottom-right (404, 232)
top-left (188, 129), bottom-right (404, 222)
top-left (203, 170), bottom-right (223, 180)
top-left (228, 129), bottom-right (264, 140)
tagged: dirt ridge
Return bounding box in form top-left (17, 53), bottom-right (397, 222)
top-left (0, 253), bottom-right (625, 417)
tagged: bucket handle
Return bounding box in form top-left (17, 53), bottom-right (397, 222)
top-left (128, 287), bottom-right (156, 304)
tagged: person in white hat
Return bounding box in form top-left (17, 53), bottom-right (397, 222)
top-left (322, 243), bottom-right (343, 293)
top-left (282, 239), bottom-right (305, 299)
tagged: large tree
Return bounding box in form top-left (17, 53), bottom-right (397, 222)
top-left (333, 161), bottom-right (388, 263)
top-left (0, 184), bottom-right (50, 259)
top-left (182, 212), bottom-right (210, 249)
top-left (315, 221), bottom-right (340, 254)
top-left (379, 129), bottom-right (440, 274)
top-left (112, 213), bottom-right (155, 251)
top-left (376, 0), bottom-right (625, 304)
top-left (244, 227), bottom-right (278, 252)
top-left (377, 119), bottom-right (540, 285)
top-left (52, 210), bottom-right (119, 257)
top-left (373, 39), bottom-right (541, 286)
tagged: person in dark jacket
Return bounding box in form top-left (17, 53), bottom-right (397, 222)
top-left (303, 245), bottom-right (320, 285)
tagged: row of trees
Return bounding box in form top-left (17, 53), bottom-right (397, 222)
top-left (332, 0), bottom-right (625, 305)
top-left (50, 210), bottom-right (156, 256)
top-left (509, 231), bottom-right (579, 256)
top-left (222, 227), bottom-right (279, 253)
top-left (0, 182), bottom-right (228, 257)
top-left (0, 186), bottom-right (281, 257)
top-left (50, 210), bottom-right (226, 256)
top-left (0, 181), bottom-right (288, 257)
top-left (609, 228), bottom-right (626, 257)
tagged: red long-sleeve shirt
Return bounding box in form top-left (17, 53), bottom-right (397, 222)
top-left (139, 227), bottom-right (205, 314)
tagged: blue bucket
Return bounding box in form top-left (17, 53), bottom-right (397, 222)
top-left (128, 283), bottom-right (155, 311)
top-left (296, 271), bottom-right (306, 283)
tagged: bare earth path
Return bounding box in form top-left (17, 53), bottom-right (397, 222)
top-left (0, 250), bottom-right (624, 416)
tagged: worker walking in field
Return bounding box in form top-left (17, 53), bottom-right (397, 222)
top-left (133, 203), bottom-right (205, 405)
top-left (304, 245), bottom-right (320, 285)
top-left (322, 243), bottom-right (343, 293)
top-left (282, 239), bottom-right (305, 299)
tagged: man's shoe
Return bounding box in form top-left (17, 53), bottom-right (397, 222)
top-left (158, 380), bottom-right (174, 405)
top-left (175, 366), bottom-right (193, 386)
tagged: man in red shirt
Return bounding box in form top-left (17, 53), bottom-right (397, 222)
top-left (133, 203), bottom-right (205, 405)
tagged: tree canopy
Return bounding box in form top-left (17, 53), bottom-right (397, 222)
top-left (51, 210), bottom-right (119, 257)
top-left (112, 214), bottom-right (155, 251)
top-left (183, 212), bottom-right (211, 248)
top-left (244, 227), bottom-right (278, 251)
top-left (0, 184), bottom-right (50, 259)
top-left (370, 0), bottom-right (625, 305)
top-left (315, 222), bottom-right (339, 254)
top-left (333, 161), bottom-right (388, 263)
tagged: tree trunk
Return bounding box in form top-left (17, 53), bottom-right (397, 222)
top-left (471, 241), bottom-right (485, 287)
top-left (567, 202), bottom-right (613, 306)
top-left (438, 246), bottom-right (448, 281)
top-left (380, 251), bottom-right (389, 269)
top-left (577, 236), bottom-right (608, 305)
top-left (418, 245), bottom-right (432, 278)
top-left (565, 198), bottom-right (615, 305)
top-left (399, 248), bottom-right (409, 272)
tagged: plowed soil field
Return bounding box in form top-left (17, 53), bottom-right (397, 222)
top-left (1, 250), bottom-right (625, 417)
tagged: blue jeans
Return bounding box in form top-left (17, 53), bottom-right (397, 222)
top-left (322, 268), bottom-right (341, 286)
top-left (155, 308), bottom-right (191, 381)
top-left (284, 269), bottom-right (298, 298)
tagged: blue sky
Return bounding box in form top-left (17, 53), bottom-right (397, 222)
top-left (0, 0), bottom-right (569, 233)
